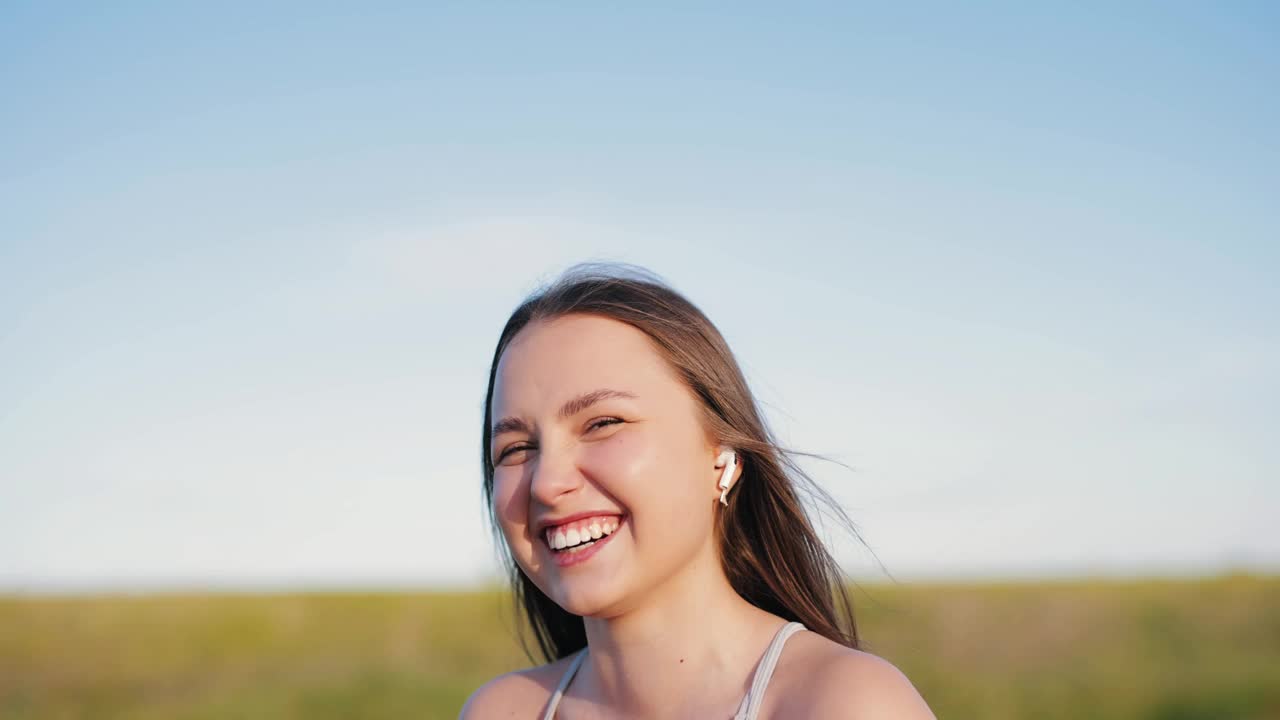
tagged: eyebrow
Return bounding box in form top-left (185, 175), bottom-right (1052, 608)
top-left (491, 388), bottom-right (638, 437)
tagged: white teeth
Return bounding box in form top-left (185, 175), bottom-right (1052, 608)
top-left (545, 516), bottom-right (623, 550)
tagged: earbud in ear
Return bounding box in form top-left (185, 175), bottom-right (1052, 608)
top-left (716, 449), bottom-right (738, 506)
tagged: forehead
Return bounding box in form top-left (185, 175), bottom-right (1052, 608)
top-left (492, 313), bottom-right (679, 412)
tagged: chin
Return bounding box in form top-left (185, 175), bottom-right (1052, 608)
top-left (548, 580), bottom-right (622, 617)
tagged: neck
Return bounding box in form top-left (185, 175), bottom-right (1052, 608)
top-left (578, 541), bottom-right (785, 717)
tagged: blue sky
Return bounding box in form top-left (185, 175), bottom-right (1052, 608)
top-left (2, 3), bottom-right (1277, 589)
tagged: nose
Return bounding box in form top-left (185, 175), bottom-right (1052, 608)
top-left (528, 439), bottom-right (585, 507)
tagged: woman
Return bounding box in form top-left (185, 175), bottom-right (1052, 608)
top-left (461, 264), bottom-right (935, 719)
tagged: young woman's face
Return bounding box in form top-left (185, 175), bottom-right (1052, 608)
top-left (489, 313), bottom-right (724, 617)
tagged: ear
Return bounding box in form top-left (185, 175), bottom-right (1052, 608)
top-left (712, 448), bottom-right (744, 502)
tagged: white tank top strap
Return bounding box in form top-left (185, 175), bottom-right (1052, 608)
top-left (539, 621), bottom-right (806, 720)
top-left (732, 621), bottom-right (807, 720)
top-left (540, 647), bottom-right (588, 720)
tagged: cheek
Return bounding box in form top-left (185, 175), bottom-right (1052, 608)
top-left (581, 429), bottom-right (651, 498)
top-left (491, 469), bottom-right (532, 549)
top-left (583, 426), bottom-right (705, 512)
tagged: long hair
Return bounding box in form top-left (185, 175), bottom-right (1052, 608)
top-left (480, 262), bottom-right (863, 662)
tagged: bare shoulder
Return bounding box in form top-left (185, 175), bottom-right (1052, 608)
top-left (458, 653), bottom-right (578, 720)
top-left (769, 631), bottom-right (936, 719)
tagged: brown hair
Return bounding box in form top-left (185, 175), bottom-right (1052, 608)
top-left (480, 262), bottom-right (864, 662)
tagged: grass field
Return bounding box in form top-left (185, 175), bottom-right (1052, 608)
top-left (2, 574), bottom-right (1277, 719)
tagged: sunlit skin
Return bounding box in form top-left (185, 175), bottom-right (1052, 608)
top-left (479, 313), bottom-right (936, 719)
top-left (490, 313), bottom-right (735, 615)
top-left (490, 313), bottom-right (787, 714)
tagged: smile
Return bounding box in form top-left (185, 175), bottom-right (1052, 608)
top-left (544, 514), bottom-right (622, 550)
top-left (546, 516), bottom-right (626, 568)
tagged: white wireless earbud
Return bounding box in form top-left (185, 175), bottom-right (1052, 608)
top-left (716, 449), bottom-right (738, 506)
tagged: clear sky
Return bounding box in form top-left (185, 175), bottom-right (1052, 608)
top-left (2, 3), bottom-right (1277, 590)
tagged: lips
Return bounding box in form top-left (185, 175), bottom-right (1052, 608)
top-left (545, 515), bottom-right (621, 550)
top-left (548, 516), bottom-right (625, 568)
top-left (536, 510), bottom-right (625, 535)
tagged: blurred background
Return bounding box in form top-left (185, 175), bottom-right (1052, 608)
top-left (2, 2), bottom-right (1277, 719)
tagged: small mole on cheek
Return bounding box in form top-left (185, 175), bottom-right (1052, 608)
top-left (679, 658), bottom-right (684, 663)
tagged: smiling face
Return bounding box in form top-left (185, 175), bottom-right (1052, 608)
top-left (489, 313), bottom-right (724, 617)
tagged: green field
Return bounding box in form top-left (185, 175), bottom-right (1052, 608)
top-left (2, 574), bottom-right (1277, 719)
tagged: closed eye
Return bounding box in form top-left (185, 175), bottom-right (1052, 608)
top-left (495, 444), bottom-right (532, 464)
top-left (587, 417), bottom-right (624, 432)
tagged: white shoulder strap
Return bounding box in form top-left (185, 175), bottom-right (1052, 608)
top-left (734, 622), bottom-right (806, 720)
top-left (540, 648), bottom-right (588, 720)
